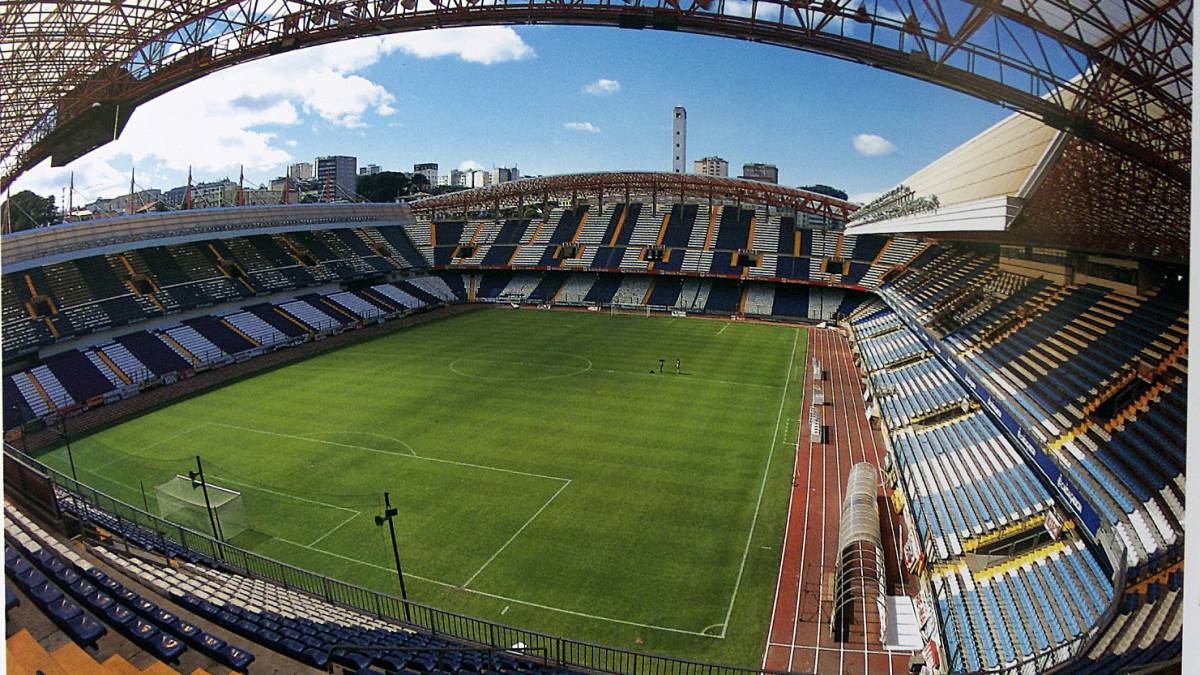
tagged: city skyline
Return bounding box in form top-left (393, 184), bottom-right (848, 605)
top-left (9, 25), bottom-right (1008, 207)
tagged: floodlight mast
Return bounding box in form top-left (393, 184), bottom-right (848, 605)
top-left (188, 455), bottom-right (226, 560)
top-left (374, 491), bottom-right (412, 623)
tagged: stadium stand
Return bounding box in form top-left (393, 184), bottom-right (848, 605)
top-left (3, 474), bottom-right (574, 674)
top-left (1, 192), bottom-right (1184, 675)
top-left (843, 237), bottom-right (1185, 674)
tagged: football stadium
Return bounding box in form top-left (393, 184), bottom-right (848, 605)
top-left (0, 2), bottom-right (1189, 675)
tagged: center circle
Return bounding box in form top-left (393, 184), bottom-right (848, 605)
top-left (449, 351), bottom-right (593, 381)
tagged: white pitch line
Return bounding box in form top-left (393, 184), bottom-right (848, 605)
top-left (718, 322), bottom-right (731, 335)
top-left (269, 536), bottom-right (714, 637)
top-left (195, 470), bottom-right (364, 549)
top-left (308, 510), bottom-right (361, 548)
top-left (462, 479), bottom-right (571, 588)
top-left (718, 327), bottom-right (799, 638)
top-left (208, 422), bottom-right (570, 483)
top-left (207, 473), bottom-right (357, 513)
top-left (80, 423), bottom-right (210, 476)
top-left (591, 367), bottom-right (780, 389)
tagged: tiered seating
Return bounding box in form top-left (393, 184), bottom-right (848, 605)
top-left (611, 275), bottom-right (652, 306)
top-left (475, 271), bottom-right (514, 300)
top-left (39, 495), bottom-right (567, 674)
top-left (890, 412), bottom-right (1053, 559)
top-left (97, 342), bottom-right (151, 385)
top-left (641, 276), bottom-right (679, 307)
top-left (29, 366), bottom-right (75, 410)
top-left (406, 276), bottom-right (456, 303)
top-left (749, 211), bottom-right (781, 252)
top-left (363, 226), bottom-right (426, 269)
top-left (868, 358), bottom-right (968, 428)
top-left (933, 540), bottom-right (1113, 673)
top-left (675, 279), bottom-right (711, 311)
top-left (713, 207), bottom-right (752, 251)
top-left (857, 328), bottom-right (928, 370)
top-left (370, 283), bottom-right (422, 310)
top-left (6, 503), bottom-right (255, 671)
top-left (742, 284), bottom-right (774, 316)
top-left (510, 217), bottom-right (554, 267)
top-left (9, 372), bottom-right (52, 417)
top-left (115, 332), bottom-right (190, 376)
top-left (277, 299), bottom-right (337, 331)
top-left (583, 274), bottom-right (622, 304)
top-left (869, 245), bottom-right (1185, 672)
top-left (554, 274), bottom-right (597, 304)
top-left (497, 273), bottom-right (542, 301)
top-left (162, 325), bottom-right (224, 365)
top-left (42, 351), bottom-right (117, 402)
top-left (222, 310), bottom-right (292, 345)
top-left (326, 291), bottom-right (385, 319)
top-left (771, 284), bottom-right (809, 319)
top-left (704, 279), bottom-right (740, 313)
top-left (526, 273), bottom-right (567, 303)
top-left (186, 315), bottom-right (259, 353)
top-left (660, 204), bottom-right (698, 249)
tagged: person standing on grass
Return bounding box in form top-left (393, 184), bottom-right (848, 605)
top-left (675, 358), bottom-right (680, 374)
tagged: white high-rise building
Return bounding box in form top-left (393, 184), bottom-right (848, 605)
top-left (693, 156), bottom-right (728, 177)
top-left (437, 169), bottom-right (464, 187)
top-left (413, 163), bottom-right (438, 187)
top-left (672, 106), bottom-right (687, 174)
top-left (287, 162), bottom-right (312, 180)
top-left (492, 166), bottom-right (520, 184)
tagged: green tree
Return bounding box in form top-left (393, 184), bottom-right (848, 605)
top-left (356, 171), bottom-right (411, 202)
top-left (410, 173), bottom-right (430, 193)
top-left (2, 190), bottom-right (58, 231)
top-left (798, 184), bottom-right (849, 201)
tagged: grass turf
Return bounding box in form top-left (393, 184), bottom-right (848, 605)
top-left (39, 308), bottom-right (807, 667)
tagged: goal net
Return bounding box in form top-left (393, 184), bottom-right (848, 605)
top-left (155, 474), bottom-right (247, 540)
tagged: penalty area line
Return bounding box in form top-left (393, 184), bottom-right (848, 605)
top-left (461, 479), bottom-right (571, 588)
top-left (208, 422), bottom-right (571, 483)
top-left (269, 537), bottom-right (716, 638)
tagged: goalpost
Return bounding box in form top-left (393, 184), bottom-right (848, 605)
top-left (155, 474), bottom-right (248, 540)
top-left (609, 304), bottom-right (652, 317)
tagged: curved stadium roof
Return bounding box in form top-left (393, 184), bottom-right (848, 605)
top-left (1, 0), bottom-right (1190, 260)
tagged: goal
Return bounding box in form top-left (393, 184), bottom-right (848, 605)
top-left (155, 474), bottom-right (247, 540)
top-left (609, 304), bottom-right (651, 317)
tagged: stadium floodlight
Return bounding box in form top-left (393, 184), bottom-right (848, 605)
top-left (186, 456), bottom-right (227, 558)
top-left (374, 491), bottom-right (412, 623)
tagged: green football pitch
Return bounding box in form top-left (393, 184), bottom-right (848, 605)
top-left (39, 308), bottom-right (807, 667)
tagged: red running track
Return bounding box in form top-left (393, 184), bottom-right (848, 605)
top-left (762, 327), bottom-right (916, 674)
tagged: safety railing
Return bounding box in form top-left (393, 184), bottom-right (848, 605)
top-left (3, 443), bottom-right (799, 675)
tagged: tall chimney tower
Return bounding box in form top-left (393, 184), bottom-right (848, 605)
top-left (672, 106), bottom-right (687, 174)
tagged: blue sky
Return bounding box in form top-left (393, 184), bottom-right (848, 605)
top-left (15, 25), bottom-right (1011, 205)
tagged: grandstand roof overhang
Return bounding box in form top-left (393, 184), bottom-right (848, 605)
top-left (1, 0), bottom-right (1190, 192)
top-left (407, 172), bottom-right (859, 220)
top-left (846, 93), bottom-right (1189, 263)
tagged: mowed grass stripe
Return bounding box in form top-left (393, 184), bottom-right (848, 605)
top-left (40, 309), bottom-right (806, 666)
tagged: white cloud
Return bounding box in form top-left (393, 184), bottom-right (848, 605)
top-left (725, 0), bottom-right (754, 18)
top-left (458, 160), bottom-right (485, 171)
top-left (563, 122), bottom-right (600, 133)
top-left (381, 27), bottom-right (533, 64)
top-left (11, 28), bottom-right (534, 201)
top-left (583, 78), bottom-right (621, 95)
top-left (853, 133), bottom-right (897, 156)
